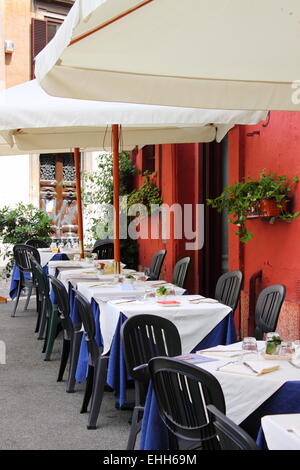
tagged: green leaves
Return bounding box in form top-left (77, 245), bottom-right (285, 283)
top-left (0, 203), bottom-right (54, 278)
top-left (127, 175), bottom-right (162, 214)
top-left (207, 170), bottom-right (299, 243)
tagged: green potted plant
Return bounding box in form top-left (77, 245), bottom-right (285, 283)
top-left (207, 170), bottom-right (299, 242)
top-left (0, 203), bottom-right (54, 277)
top-left (127, 173), bottom-right (162, 215)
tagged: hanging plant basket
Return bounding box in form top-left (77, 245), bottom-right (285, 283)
top-left (247, 199), bottom-right (288, 219)
top-left (207, 170), bottom-right (300, 243)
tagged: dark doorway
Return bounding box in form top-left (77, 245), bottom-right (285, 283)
top-left (199, 137), bottom-right (229, 297)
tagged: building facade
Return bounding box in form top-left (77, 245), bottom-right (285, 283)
top-left (134, 113), bottom-right (300, 341)
top-left (0, 0), bottom-right (95, 242)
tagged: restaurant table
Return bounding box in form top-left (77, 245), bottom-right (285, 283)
top-left (261, 414), bottom-right (300, 450)
top-left (38, 248), bottom-right (83, 267)
top-left (73, 281), bottom-right (186, 387)
top-left (9, 252), bottom-right (69, 299)
top-left (140, 342), bottom-right (300, 450)
top-left (95, 296), bottom-right (235, 407)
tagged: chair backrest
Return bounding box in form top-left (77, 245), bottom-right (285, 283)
top-left (25, 239), bottom-right (50, 248)
top-left (92, 239), bottom-right (114, 260)
top-left (148, 250), bottom-right (167, 280)
top-left (172, 257), bottom-right (191, 288)
top-left (148, 357), bottom-right (225, 448)
top-left (29, 254), bottom-right (49, 297)
top-left (214, 270), bottom-right (243, 312)
top-left (13, 244), bottom-right (41, 273)
top-left (75, 291), bottom-right (96, 342)
top-left (254, 284), bottom-right (286, 340)
top-left (49, 275), bottom-right (70, 319)
top-left (207, 405), bottom-right (260, 450)
top-left (121, 314), bottom-right (182, 384)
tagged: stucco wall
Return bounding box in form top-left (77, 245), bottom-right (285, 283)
top-left (228, 112), bottom-right (300, 339)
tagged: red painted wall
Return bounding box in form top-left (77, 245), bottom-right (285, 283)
top-left (228, 111), bottom-right (300, 338)
top-left (134, 143), bottom-right (201, 293)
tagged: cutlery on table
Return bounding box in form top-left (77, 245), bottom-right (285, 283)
top-left (216, 361), bottom-right (236, 371)
top-left (242, 362), bottom-right (259, 374)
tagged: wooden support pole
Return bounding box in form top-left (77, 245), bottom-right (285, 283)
top-left (74, 147), bottom-right (84, 259)
top-left (112, 125), bottom-right (121, 273)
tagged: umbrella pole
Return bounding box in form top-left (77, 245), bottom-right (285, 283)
top-left (112, 124), bottom-right (121, 274)
top-left (74, 147), bottom-right (84, 259)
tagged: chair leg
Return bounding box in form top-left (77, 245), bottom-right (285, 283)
top-left (126, 406), bottom-right (143, 450)
top-left (42, 318), bottom-right (50, 352)
top-left (57, 339), bottom-right (71, 382)
top-left (87, 356), bottom-right (109, 430)
top-left (11, 281), bottom-right (22, 318)
top-left (80, 365), bottom-right (94, 414)
top-left (66, 330), bottom-right (83, 393)
top-left (35, 293), bottom-right (42, 333)
top-left (37, 299), bottom-right (47, 340)
top-left (35, 288), bottom-right (41, 333)
top-left (23, 285), bottom-right (32, 311)
top-left (44, 310), bottom-right (59, 361)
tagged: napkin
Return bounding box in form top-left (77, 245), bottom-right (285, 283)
top-left (109, 298), bottom-right (139, 305)
top-left (197, 346), bottom-right (245, 358)
top-left (156, 300), bottom-right (181, 307)
top-left (217, 360), bottom-right (280, 376)
top-left (146, 280), bottom-right (167, 286)
top-left (189, 298), bottom-right (219, 304)
top-left (176, 354), bottom-right (219, 365)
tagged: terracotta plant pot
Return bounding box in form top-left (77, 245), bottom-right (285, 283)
top-left (247, 199), bottom-right (287, 219)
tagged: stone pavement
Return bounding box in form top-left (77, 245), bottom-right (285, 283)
top-left (0, 298), bottom-right (133, 450)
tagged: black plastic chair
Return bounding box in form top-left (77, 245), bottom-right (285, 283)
top-left (215, 270), bottom-right (243, 313)
top-left (30, 256), bottom-right (60, 360)
top-left (145, 250), bottom-right (167, 281)
top-left (92, 239), bottom-right (114, 260)
top-left (172, 257), bottom-right (191, 288)
top-left (49, 275), bottom-right (74, 382)
top-left (121, 314), bottom-right (182, 450)
top-left (254, 284), bottom-right (286, 340)
top-left (148, 357), bottom-right (226, 450)
top-left (12, 244), bottom-right (41, 317)
top-left (207, 405), bottom-right (260, 450)
top-left (25, 239), bottom-right (50, 248)
top-left (75, 291), bottom-right (109, 429)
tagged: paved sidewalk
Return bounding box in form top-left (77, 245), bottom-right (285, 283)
top-left (0, 298), bottom-right (133, 450)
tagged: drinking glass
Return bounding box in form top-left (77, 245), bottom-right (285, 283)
top-left (167, 287), bottom-right (176, 296)
top-left (242, 337), bottom-right (258, 360)
top-left (265, 332), bottom-right (281, 355)
top-left (143, 289), bottom-right (155, 301)
top-left (293, 340), bottom-right (300, 351)
top-left (278, 341), bottom-right (294, 356)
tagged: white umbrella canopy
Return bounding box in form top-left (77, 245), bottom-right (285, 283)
top-left (0, 79), bottom-right (266, 269)
top-left (0, 80), bottom-right (267, 152)
top-left (35, 0), bottom-right (300, 111)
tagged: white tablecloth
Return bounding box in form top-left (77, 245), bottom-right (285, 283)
top-left (196, 342), bottom-right (300, 425)
top-left (48, 260), bottom-right (92, 276)
top-left (98, 296), bottom-right (231, 355)
top-left (38, 248), bottom-right (83, 267)
top-left (261, 414), bottom-right (300, 450)
top-left (77, 281), bottom-right (185, 303)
